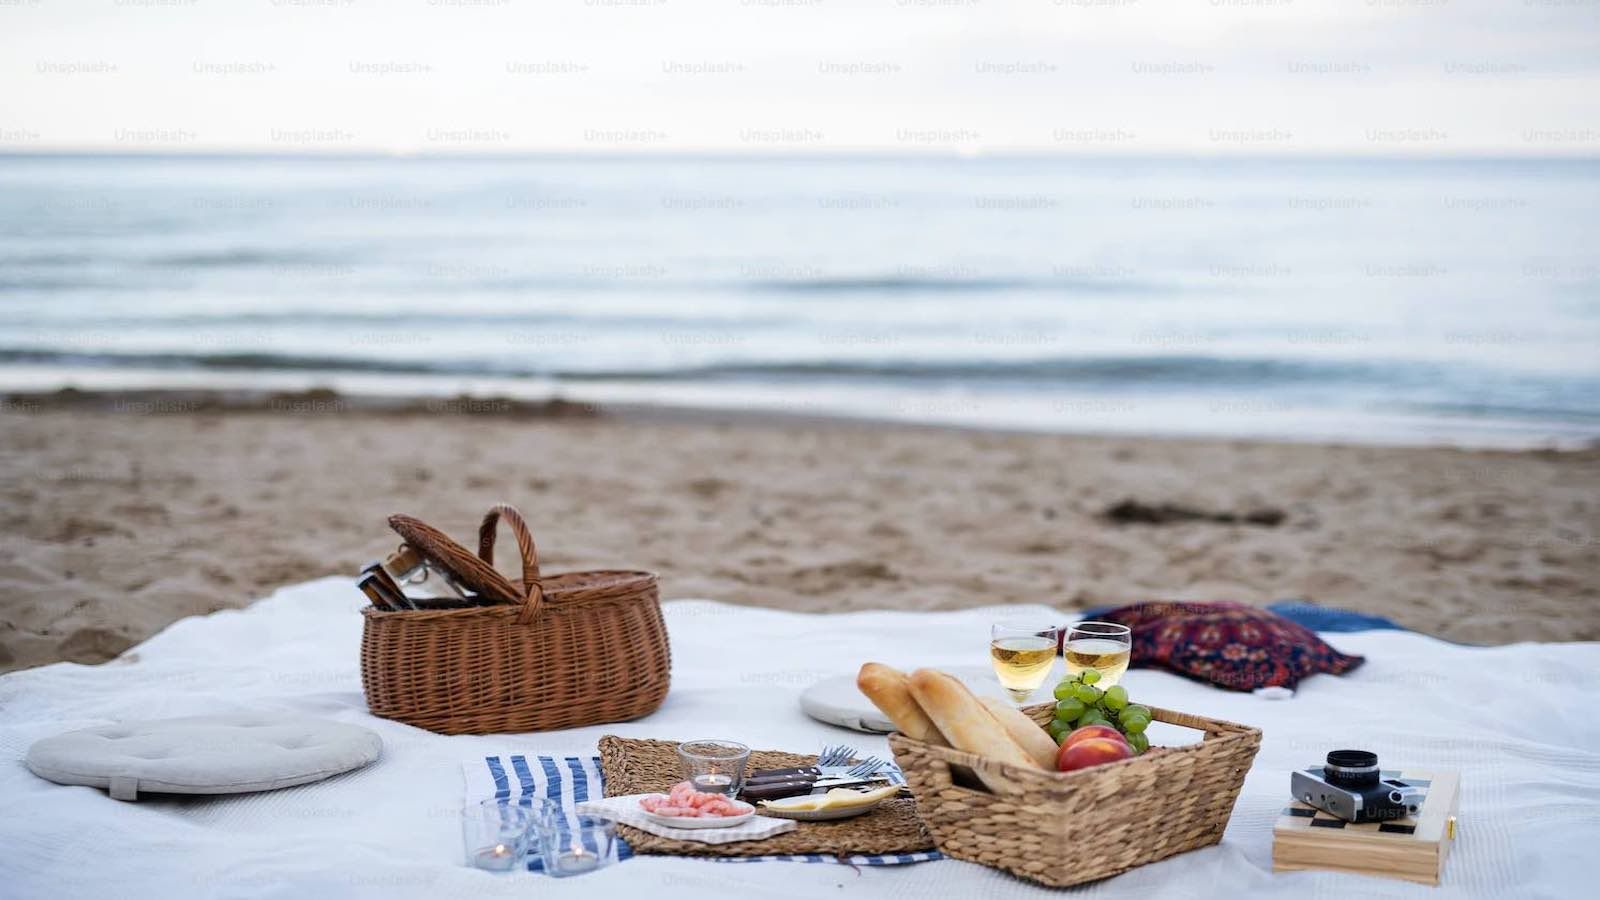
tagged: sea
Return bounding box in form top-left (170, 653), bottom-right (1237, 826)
top-left (2, 154), bottom-right (1597, 448)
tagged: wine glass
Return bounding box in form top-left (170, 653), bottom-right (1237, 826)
top-left (1062, 621), bottom-right (1132, 687)
top-left (989, 623), bottom-right (1059, 703)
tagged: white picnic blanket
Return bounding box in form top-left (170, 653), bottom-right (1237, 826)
top-left (2, 576), bottom-right (1597, 899)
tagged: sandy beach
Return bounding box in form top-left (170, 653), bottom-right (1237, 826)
top-left (1, 388), bottom-right (1596, 674)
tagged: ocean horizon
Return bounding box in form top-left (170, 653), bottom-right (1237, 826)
top-left (3, 153), bottom-right (1597, 448)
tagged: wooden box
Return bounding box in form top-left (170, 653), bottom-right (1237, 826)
top-left (1272, 768), bottom-right (1460, 885)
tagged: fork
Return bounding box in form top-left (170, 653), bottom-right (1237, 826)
top-left (843, 757), bottom-right (884, 778)
top-left (817, 744), bottom-right (855, 767)
top-left (750, 755), bottom-right (885, 784)
top-left (744, 745), bottom-right (863, 784)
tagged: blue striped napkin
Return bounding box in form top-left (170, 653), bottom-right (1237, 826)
top-left (465, 754), bottom-right (943, 871)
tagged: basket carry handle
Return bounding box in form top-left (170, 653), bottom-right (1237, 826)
top-left (477, 504), bottom-right (545, 625)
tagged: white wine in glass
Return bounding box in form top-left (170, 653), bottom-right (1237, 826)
top-left (1062, 622), bottom-right (1132, 687)
top-left (989, 624), bottom-right (1059, 703)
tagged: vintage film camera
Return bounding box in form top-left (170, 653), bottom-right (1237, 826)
top-left (1291, 750), bottom-right (1425, 823)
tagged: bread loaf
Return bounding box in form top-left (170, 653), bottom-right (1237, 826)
top-left (908, 669), bottom-right (1041, 793)
top-left (856, 663), bottom-right (946, 745)
top-left (980, 696), bottom-right (1059, 769)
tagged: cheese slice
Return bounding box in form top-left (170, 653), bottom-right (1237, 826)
top-left (758, 784), bottom-right (899, 812)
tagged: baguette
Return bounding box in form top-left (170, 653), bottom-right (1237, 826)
top-left (908, 669), bottom-right (1041, 793)
top-left (856, 663), bottom-right (946, 745)
top-left (980, 697), bottom-right (1059, 769)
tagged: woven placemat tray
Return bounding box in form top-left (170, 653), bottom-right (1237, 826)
top-left (597, 735), bottom-right (934, 858)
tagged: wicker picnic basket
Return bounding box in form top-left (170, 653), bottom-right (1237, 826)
top-left (358, 504), bottom-right (671, 735)
top-left (888, 703), bottom-right (1260, 888)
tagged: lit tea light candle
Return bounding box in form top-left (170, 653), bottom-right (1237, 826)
top-left (540, 814), bottom-right (615, 877)
top-left (553, 843), bottom-right (598, 875)
top-left (471, 842), bottom-right (518, 872)
top-left (691, 773), bottom-right (734, 793)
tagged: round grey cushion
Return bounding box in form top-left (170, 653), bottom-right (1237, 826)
top-left (25, 714), bottom-right (382, 801)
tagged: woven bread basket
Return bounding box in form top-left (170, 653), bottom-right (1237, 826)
top-left (888, 702), bottom-right (1260, 888)
top-left (359, 504), bottom-right (671, 734)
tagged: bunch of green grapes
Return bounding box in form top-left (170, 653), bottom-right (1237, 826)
top-left (1046, 668), bottom-right (1152, 754)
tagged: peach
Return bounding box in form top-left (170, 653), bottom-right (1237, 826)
top-left (1061, 725), bottom-right (1128, 751)
top-left (1056, 736), bottom-right (1134, 773)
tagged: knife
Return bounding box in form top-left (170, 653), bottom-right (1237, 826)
top-left (746, 766), bottom-right (823, 781)
top-left (740, 776), bottom-right (891, 802)
top-left (744, 771), bottom-right (829, 787)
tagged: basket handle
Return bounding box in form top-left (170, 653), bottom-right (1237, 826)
top-left (477, 504), bottom-right (545, 625)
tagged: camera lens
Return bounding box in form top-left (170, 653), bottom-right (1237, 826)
top-left (1324, 749), bottom-right (1379, 788)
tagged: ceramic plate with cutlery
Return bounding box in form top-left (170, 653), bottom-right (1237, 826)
top-left (740, 745), bottom-right (902, 821)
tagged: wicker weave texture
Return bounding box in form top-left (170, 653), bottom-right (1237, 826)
top-left (359, 505), bottom-right (671, 734)
top-left (597, 735), bottom-right (935, 858)
top-left (888, 703), bottom-right (1260, 888)
top-left (387, 513), bottom-right (524, 606)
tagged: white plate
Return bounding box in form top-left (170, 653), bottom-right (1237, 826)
top-left (638, 795), bottom-right (755, 829)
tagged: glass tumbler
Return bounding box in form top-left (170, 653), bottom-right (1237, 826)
top-left (461, 799), bottom-right (535, 872)
top-left (539, 815), bottom-right (618, 877)
top-left (675, 739), bottom-right (751, 796)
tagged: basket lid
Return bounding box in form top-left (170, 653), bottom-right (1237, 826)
top-left (388, 513), bottom-right (523, 605)
top-left (387, 505), bottom-right (655, 625)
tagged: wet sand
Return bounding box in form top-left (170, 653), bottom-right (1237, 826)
top-left (2, 388), bottom-right (1596, 674)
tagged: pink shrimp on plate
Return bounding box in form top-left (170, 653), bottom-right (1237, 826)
top-left (639, 781), bottom-right (752, 819)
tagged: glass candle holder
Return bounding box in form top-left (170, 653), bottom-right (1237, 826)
top-left (539, 815), bottom-right (617, 878)
top-left (461, 799), bottom-right (534, 872)
top-left (676, 739), bottom-right (751, 796)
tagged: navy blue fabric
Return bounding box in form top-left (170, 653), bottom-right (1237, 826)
top-left (1079, 601), bottom-right (1407, 634)
top-left (1264, 601), bottom-right (1406, 633)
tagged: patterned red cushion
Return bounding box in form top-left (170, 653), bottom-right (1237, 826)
top-left (1092, 601), bottom-right (1364, 691)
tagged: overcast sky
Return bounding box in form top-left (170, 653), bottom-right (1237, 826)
top-left (3, 0), bottom-right (1597, 155)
